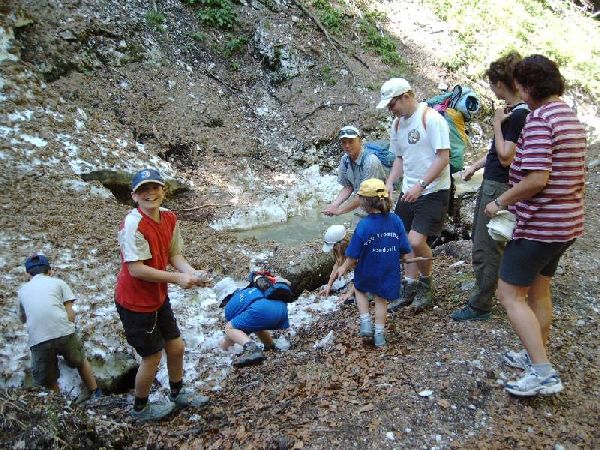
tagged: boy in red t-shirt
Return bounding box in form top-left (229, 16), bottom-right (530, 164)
top-left (115, 168), bottom-right (211, 421)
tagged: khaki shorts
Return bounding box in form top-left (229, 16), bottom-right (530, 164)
top-left (30, 333), bottom-right (86, 387)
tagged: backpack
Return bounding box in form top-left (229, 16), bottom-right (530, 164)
top-left (363, 140), bottom-right (396, 168)
top-left (425, 85), bottom-right (481, 172)
top-left (248, 270), bottom-right (295, 303)
top-left (428, 85), bottom-right (481, 121)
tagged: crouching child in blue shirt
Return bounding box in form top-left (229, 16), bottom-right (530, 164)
top-left (335, 178), bottom-right (411, 347)
top-left (215, 274), bottom-right (291, 367)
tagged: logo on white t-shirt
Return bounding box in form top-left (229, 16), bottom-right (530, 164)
top-left (408, 129), bottom-right (421, 144)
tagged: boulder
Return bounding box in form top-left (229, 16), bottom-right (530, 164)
top-left (270, 241), bottom-right (334, 298)
top-left (81, 170), bottom-right (191, 204)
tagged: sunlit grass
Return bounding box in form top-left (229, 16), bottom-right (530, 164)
top-left (422, 0), bottom-right (600, 97)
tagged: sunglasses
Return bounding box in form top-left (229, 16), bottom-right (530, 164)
top-left (338, 129), bottom-right (360, 139)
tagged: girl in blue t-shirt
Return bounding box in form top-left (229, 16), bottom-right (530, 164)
top-left (335, 178), bottom-right (411, 347)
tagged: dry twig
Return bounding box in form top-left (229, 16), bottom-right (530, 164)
top-left (290, 0), bottom-right (354, 77)
top-left (298, 102), bottom-right (359, 122)
top-left (176, 203), bottom-right (228, 212)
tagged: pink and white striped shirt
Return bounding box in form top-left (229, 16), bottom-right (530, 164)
top-left (509, 101), bottom-right (586, 242)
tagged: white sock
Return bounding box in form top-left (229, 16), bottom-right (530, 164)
top-left (374, 324), bottom-right (385, 334)
top-left (405, 277), bottom-right (417, 284)
top-left (359, 313), bottom-right (370, 323)
top-left (532, 363), bottom-right (553, 377)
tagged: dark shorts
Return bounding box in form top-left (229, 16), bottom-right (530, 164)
top-left (395, 189), bottom-right (449, 237)
top-left (30, 333), bottom-right (86, 387)
top-left (500, 238), bottom-right (575, 287)
top-left (116, 298), bottom-right (181, 358)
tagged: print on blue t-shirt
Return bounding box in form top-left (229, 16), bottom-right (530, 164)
top-left (346, 213), bottom-right (411, 301)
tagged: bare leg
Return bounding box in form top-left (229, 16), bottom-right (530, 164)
top-left (225, 322), bottom-right (251, 346)
top-left (78, 359), bottom-right (98, 391)
top-left (408, 230), bottom-right (433, 277)
top-left (498, 279), bottom-right (548, 364)
top-left (220, 335), bottom-right (235, 351)
top-left (374, 296), bottom-right (387, 327)
top-left (135, 351), bottom-right (162, 398)
top-left (527, 275), bottom-right (553, 347)
top-left (355, 289), bottom-right (370, 316)
top-left (256, 330), bottom-right (274, 348)
top-left (164, 337), bottom-right (185, 383)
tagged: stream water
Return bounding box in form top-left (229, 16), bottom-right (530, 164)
top-left (234, 207), bottom-right (355, 246)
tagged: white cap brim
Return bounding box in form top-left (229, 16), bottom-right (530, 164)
top-left (322, 242), bottom-right (335, 253)
top-left (376, 97), bottom-right (392, 109)
top-left (132, 179), bottom-right (166, 192)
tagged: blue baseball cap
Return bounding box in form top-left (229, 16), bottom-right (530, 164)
top-left (25, 254), bottom-right (51, 274)
top-left (131, 168), bottom-right (165, 192)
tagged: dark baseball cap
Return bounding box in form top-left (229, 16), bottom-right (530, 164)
top-left (131, 168), bottom-right (165, 192)
top-left (25, 254), bottom-right (51, 274)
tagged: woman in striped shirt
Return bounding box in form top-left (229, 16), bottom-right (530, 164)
top-left (484, 55), bottom-right (587, 397)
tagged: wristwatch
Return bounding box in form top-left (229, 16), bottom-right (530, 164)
top-left (418, 179), bottom-right (428, 188)
top-left (494, 198), bottom-right (507, 210)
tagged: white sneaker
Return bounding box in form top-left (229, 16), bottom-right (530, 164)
top-left (505, 369), bottom-right (563, 397)
top-left (503, 349), bottom-right (531, 370)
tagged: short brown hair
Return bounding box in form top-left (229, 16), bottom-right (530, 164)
top-left (486, 51), bottom-right (522, 92)
top-left (513, 54), bottom-right (565, 102)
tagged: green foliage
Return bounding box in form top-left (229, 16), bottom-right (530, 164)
top-left (312, 0), bottom-right (346, 34)
top-left (322, 65), bottom-right (336, 86)
top-left (184, 0), bottom-right (237, 30)
top-left (223, 35), bottom-right (248, 56)
top-left (123, 43), bottom-right (145, 63)
top-left (192, 31), bottom-right (207, 42)
top-left (359, 12), bottom-right (407, 69)
top-left (146, 10), bottom-right (166, 31)
top-left (422, 0), bottom-right (600, 96)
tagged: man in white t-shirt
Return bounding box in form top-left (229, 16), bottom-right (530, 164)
top-left (18, 254), bottom-right (101, 400)
top-left (377, 78), bottom-right (451, 312)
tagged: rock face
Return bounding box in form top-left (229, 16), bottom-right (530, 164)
top-left (81, 170), bottom-right (191, 203)
top-left (91, 352), bottom-right (139, 394)
top-left (270, 241), bottom-right (334, 298)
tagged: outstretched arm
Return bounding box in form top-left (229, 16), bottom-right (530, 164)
top-left (323, 185), bottom-right (353, 216)
top-left (385, 157), bottom-right (404, 195)
top-left (64, 300), bottom-right (76, 323)
top-left (127, 260), bottom-right (200, 289)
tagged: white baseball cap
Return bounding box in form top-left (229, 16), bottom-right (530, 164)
top-left (338, 125), bottom-right (361, 139)
top-left (487, 210), bottom-right (517, 242)
top-left (322, 224), bottom-right (347, 252)
top-left (376, 78), bottom-right (412, 109)
top-left (214, 277), bottom-right (239, 303)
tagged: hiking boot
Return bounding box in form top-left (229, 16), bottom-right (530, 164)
top-left (387, 279), bottom-right (418, 311)
top-left (410, 277), bottom-right (433, 312)
top-left (373, 332), bottom-right (386, 348)
top-left (504, 369), bottom-right (563, 397)
top-left (233, 342), bottom-right (265, 368)
top-left (503, 349), bottom-right (531, 371)
top-left (74, 387), bottom-right (103, 405)
top-left (131, 401), bottom-right (176, 422)
top-left (359, 320), bottom-right (374, 337)
top-left (169, 388), bottom-right (209, 409)
top-left (451, 305), bottom-right (491, 321)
